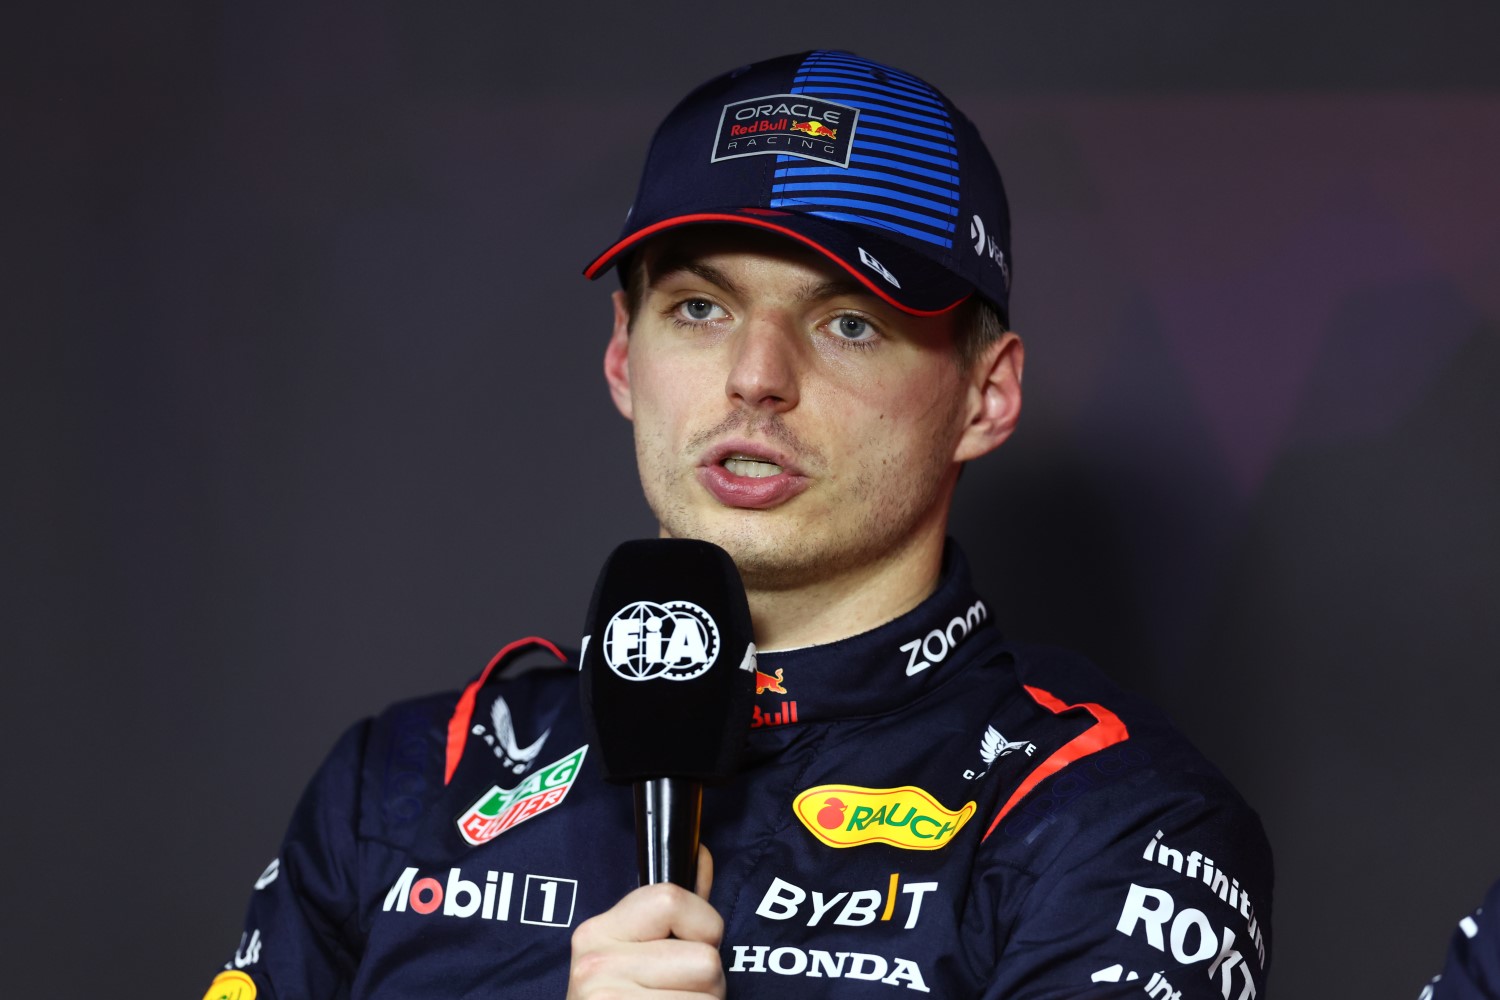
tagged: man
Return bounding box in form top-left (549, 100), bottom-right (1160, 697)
top-left (206, 51), bottom-right (1272, 999)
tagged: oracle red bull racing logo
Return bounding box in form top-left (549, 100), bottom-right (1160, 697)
top-left (712, 93), bottom-right (859, 168)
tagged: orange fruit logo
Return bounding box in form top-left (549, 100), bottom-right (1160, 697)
top-left (202, 970), bottom-right (256, 1000)
top-left (793, 784), bottom-right (975, 850)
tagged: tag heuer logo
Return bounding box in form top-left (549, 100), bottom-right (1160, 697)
top-left (712, 93), bottom-right (859, 168)
top-left (457, 745), bottom-right (588, 846)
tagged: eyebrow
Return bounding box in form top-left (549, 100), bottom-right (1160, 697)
top-left (795, 275), bottom-right (867, 302)
top-left (648, 256), bottom-right (871, 307)
top-left (649, 258), bottom-right (744, 299)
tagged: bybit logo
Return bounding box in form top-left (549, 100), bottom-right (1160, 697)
top-left (755, 874), bottom-right (938, 930)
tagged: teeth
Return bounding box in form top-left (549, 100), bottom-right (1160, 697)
top-left (724, 457), bottom-right (783, 478)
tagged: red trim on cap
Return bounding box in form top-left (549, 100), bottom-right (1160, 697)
top-left (584, 212), bottom-right (968, 318)
top-left (444, 636), bottom-right (566, 785)
top-left (979, 684), bottom-right (1130, 841)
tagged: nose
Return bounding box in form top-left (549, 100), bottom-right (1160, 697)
top-left (725, 313), bottom-right (801, 413)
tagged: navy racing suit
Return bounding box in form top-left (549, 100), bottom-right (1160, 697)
top-left (208, 546), bottom-right (1273, 998)
top-left (1420, 879), bottom-right (1500, 999)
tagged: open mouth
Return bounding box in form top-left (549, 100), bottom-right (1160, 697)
top-left (697, 443), bottom-right (808, 509)
top-left (722, 455), bottom-right (784, 479)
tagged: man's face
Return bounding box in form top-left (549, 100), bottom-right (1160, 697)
top-left (603, 228), bottom-right (1008, 591)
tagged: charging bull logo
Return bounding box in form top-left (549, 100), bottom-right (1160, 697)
top-left (794, 784), bottom-right (976, 850)
top-left (790, 120), bottom-right (838, 140)
top-left (755, 668), bottom-right (787, 695)
top-left (712, 93), bottom-right (859, 168)
top-left (604, 600), bottom-right (720, 682)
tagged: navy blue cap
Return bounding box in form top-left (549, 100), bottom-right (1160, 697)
top-left (584, 50), bottom-right (1012, 320)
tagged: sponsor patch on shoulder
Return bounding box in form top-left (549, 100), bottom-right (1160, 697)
top-left (793, 784), bottom-right (975, 850)
top-left (712, 93), bottom-right (859, 167)
top-left (202, 970), bottom-right (256, 1000)
top-left (457, 744), bottom-right (588, 846)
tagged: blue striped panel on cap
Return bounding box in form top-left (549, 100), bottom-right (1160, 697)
top-left (770, 51), bottom-right (959, 249)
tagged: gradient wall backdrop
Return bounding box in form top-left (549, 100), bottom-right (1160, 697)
top-left (7, 4), bottom-right (1499, 997)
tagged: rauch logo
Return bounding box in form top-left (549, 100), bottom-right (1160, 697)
top-left (793, 784), bottom-right (975, 850)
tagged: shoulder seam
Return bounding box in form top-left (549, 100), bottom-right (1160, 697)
top-left (979, 684), bottom-right (1130, 841)
top-left (443, 637), bottom-right (567, 785)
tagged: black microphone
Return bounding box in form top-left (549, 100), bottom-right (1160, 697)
top-left (580, 539), bottom-right (757, 888)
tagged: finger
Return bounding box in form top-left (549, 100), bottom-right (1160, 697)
top-left (579, 937), bottom-right (725, 994)
top-left (576, 881), bottom-right (724, 946)
top-left (695, 844), bottom-right (714, 900)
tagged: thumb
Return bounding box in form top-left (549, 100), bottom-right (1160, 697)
top-left (695, 844), bottom-right (714, 900)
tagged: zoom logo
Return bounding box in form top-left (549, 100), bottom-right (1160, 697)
top-left (900, 600), bottom-right (987, 677)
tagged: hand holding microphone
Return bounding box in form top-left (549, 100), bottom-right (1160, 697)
top-left (566, 846), bottom-right (724, 999)
top-left (568, 539), bottom-right (755, 998)
top-left (580, 538), bottom-right (757, 887)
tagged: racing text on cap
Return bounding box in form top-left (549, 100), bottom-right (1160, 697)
top-left (712, 94), bottom-right (859, 168)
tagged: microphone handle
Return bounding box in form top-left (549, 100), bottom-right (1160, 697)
top-left (634, 777), bottom-right (703, 888)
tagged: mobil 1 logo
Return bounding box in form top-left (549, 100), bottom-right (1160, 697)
top-left (712, 93), bottom-right (859, 167)
top-left (384, 865), bottom-right (580, 928)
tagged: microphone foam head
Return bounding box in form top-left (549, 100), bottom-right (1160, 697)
top-left (580, 539), bottom-right (756, 784)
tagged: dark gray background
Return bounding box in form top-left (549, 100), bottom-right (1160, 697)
top-left (7, 3), bottom-right (1499, 996)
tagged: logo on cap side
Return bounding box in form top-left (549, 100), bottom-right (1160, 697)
top-left (712, 94), bottom-right (859, 168)
top-left (857, 247), bottom-right (900, 288)
top-left (969, 214), bottom-right (1009, 287)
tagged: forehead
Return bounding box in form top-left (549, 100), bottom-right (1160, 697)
top-left (636, 226), bottom-right (872, 301)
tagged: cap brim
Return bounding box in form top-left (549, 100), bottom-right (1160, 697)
top-left (583, 209), bottom-right (973, 317)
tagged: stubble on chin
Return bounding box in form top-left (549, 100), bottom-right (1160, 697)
top-left (638, 433), bottom-right (956, 596)
top-left (637, 410), bottom-right (833, 586)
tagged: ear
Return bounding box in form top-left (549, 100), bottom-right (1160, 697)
top-left (603, 289), bottom-right (634, 420)
top-left (953, 331), bottom-right (1024, 463)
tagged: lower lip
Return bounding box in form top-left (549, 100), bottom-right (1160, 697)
top-left (697, 464), bottom-right (810, 509)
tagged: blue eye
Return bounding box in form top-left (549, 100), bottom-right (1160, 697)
top-left (832, 315), bottom-right (874, 341)
top-left (679, 299), bottom-right (723, 322)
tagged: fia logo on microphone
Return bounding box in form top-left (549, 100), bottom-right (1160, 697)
top-left (604, 600), bottom-right (720, 681)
